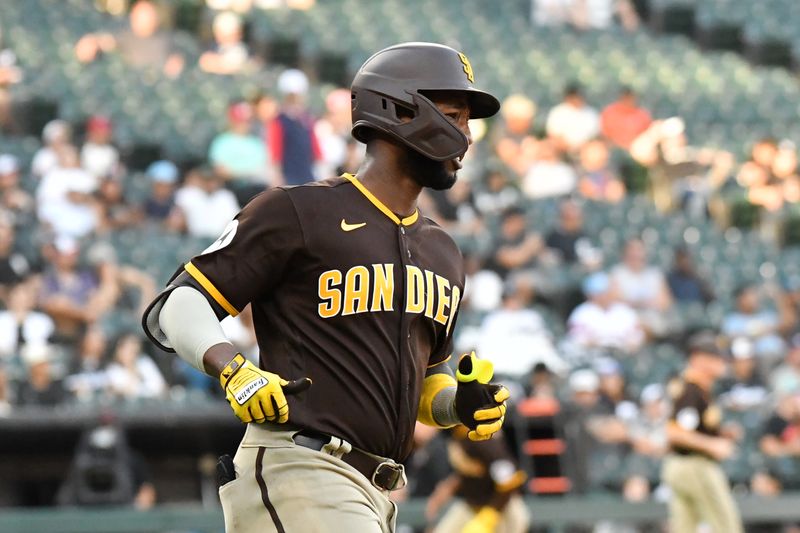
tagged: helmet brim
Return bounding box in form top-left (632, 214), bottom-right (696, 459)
top-left (466, 88), bottom-right (501, 120)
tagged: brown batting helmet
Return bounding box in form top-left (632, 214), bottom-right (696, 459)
top-left (350, 42), bottom-right (500, 162)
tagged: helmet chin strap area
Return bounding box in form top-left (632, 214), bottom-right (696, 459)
top-left (390, 92), bottom-right (469, 162)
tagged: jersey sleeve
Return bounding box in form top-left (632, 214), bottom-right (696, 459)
top-left (670, 385), bottom-right (703, 431)
top-left (185, 187), bottom-right (303, 316)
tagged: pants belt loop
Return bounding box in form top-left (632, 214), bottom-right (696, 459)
top-left (321, 435), bottom-right (352, 459)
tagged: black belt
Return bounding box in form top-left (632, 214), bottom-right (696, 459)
top-left (292, 431), bottom-right (406, 492)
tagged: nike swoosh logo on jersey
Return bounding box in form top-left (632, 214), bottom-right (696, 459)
top-left (341, 219), bottom-right (367, 232)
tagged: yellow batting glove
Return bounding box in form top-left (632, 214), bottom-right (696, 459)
top-left (455, 352), bottom-right (510, 441)
top-left (462, 506), bottom-right (501, 533)
top-left (219, 354), bottom-right (312, 424)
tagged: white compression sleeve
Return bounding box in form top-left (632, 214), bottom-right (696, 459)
top-left (158, 286), bottom-right (232, 373)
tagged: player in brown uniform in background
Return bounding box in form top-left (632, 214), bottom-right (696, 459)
top-left (661, 332), bottom-right (743, 533)
top-left (427, 427), bottom-right (529, 533)
top-left (142, 42), bottom-right (509, 533)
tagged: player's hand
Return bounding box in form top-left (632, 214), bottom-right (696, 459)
top-left (462, 506), bottom-right (500, 533)
top-left (219, 353), bottom-right (312, 424)
top-left (454, 352), bottom-right (509, 441)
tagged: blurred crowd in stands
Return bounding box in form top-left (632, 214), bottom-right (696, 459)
top-left (3, 0), bottom-right (800, 518)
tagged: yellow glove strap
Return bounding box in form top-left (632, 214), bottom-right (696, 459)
top-left (475, 506), bottom-right (501, 528)
top-left (219, 353), bottom-right (247, 388)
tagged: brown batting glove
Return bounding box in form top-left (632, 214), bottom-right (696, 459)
top-left (454, 352), bottom-right (510, 441)
top-left (219, 354), bottom-right (312, 424)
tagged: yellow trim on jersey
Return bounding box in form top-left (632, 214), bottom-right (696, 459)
top-left (427, 354), bottom-right (452, 369)
top-left (343, 173), bottom-right (419, 226)
top-left (417, 373), bottom-right (457, 427)
top-left (184, 262), bottom-right (240, 317)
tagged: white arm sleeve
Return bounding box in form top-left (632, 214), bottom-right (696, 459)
top-left (158, 286), bottom-right (232, 373)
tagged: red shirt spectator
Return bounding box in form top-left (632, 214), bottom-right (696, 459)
top-left (600, 87), bottom-right (652, 149)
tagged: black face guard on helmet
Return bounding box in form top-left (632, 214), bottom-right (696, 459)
top-left (350, 42), bottom-right (501, 162)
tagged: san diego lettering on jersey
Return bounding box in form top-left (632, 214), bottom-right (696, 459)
top-left (317, 264), bottom-right (461, 334)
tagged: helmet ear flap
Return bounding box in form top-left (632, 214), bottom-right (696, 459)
top-left (351, 90), bottom-right (468, 162)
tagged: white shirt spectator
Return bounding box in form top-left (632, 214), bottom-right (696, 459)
top-left (81, 142), bottom-right (119, 179)
top-left (546, 102), bottom-right (600, 151)
top-left (106, 355), bottom-right (167, 399)
top-left (523, 160), bottom-right (577, 198)
top-left (36, 166), bottom-right (99, 238)
top-left (476, 307), bottom-right (567, 377)
top-left (0, 311), bottom-right (55, 359)
top-left (175, 184), bottom-right (239, 239)
top-left (567, 300), bottom-right (643, 350)
top-left (31, 147), bottom-right (59, 179)
top-left (610, 264), bottom-right (667, 309)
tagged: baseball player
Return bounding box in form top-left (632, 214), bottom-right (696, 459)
top-left (661, 332), bottom-right (743, 533)
top-left (427, 427), bottom-right (529, 533)
top-left (142, 42), bottom-right (508, 533)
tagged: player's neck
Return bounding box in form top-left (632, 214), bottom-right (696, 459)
top-left (358, 151), bottom-right (422, 219)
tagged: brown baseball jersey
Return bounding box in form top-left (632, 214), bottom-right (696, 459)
top-left (181, 174), bottom-right (464, 461)
top-left (448, 430), bottom-right (526, 509)
top-left (668, 379), bottom-right (722, 458)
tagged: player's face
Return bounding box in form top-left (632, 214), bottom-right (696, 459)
top-left (402, 91), bottom-right (472, 191)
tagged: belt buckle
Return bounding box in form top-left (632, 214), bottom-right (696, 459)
top-left (371, 461), bottom-right (407, 492)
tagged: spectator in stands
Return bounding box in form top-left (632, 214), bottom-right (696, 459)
top-left (476, 281), bottom-right (566, 379)
top-left (198, 11), bottom-right (252, 75)
top-left (36, 145), bottom-right (100, 239)
top-left (420, 180), bottom-right (482, 240)
top-left (0, 222), bottom-right (32, 299)
top-left (666, 246), bottom-right (714, 304)
top-left (315, 88), bottom-right (358, 179)
top-left (142, 160), bottom-right (179, 221)
top-left (610, 238), bottom-right (674, 337)
top-left (80, 115), bottom-right (120, 181)
top-left (521, 138), bottom-right (577, 198)
top-left (268, 69), bottom-right (321, 185)
top-left (74, 0), bottom-right (184, 78)
top-left (576, 138), bottom-right (625, 202)
top-left (473, 169), bottom-right (522, 217)
top-left (485, 206), bottom-right (543, 278)
top-left (106, 334), bottom-right (166, 400)
top-left (546, 83), bottom-right (599, 153)
top-left (39, 238), bottom-right (106, 342)
top-left (544, 199), bottom-right (593, 266)
top-left (400, 423), bottom-right (450, 506)
top-left (0, 26), bottom-right (22, 134)
top-left (722, 282), bottom-right (794, 361)
top-left (16, 343), bottom-right (65, 406)
top-left (0, 279), bottom-right (54, 361)
top-left (600, 87), bottom-right (652, 150)
top-left (209, 101), bottom-right (269, 196)
top-left (738, 137), bottom-right (779, 190)
top-left (771, 335), bottom-right (800, 395)
top-left (760, 391), bottom-right (800, 492)
top-left (492, 94), bottom-right (538, 178)
top-left (0, 154), bottom-right (34, 219)
top-left (595, 357), bottom-right (628, 411)
top-left (31, 119), bottom-right (73, 179)
top-left (97, 176), bottom-right (140, 231)
top-left (86, 242), bottom-right (156, 319)
top-left (718, 337), bottom-right (768, 412)
top-left (174, 166), bottom-right (239, 238)
top-left (65, 326), bottom-right (110, 401)
top-left (563, 368), bottom-right (629, 492)
top-left (566, 271), bottom-right (644, 354)
top-left (622, 383), bottom-right (668, 501)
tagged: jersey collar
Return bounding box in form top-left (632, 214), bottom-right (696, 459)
top-left (344, 173), bottom-right (419, 226)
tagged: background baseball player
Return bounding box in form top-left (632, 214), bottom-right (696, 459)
top-left (142, 42), bottom-right (509, 533)
top-left (426, 426), bottom-right (529, 533)
top-left (661, 332), bottom-right (743, 533)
